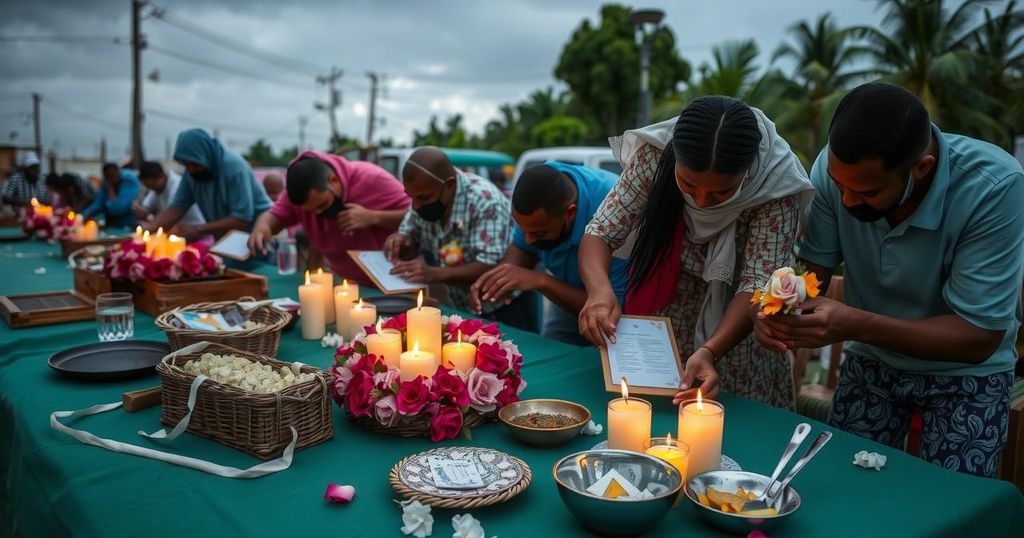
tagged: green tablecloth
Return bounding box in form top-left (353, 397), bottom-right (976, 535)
top-left (1, 238), bottom-right (1022, 537)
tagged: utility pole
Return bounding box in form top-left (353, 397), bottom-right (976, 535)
top-left (130, 0), bottom-right (146, 169)
top-left (298, 116), bottom-right (308, 151)
top-left (366, 72), bottom-right (380, 145)
top-left (31, 92), bottom-right (41, 161)
top-left (100, 137), bottom-right (108, 164)
top-left (316, 67), bottom-right (343, 148)
top-left (631, 9), bottom-right (664, 128)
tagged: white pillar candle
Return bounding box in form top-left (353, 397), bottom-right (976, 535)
top-left (442, 330), bottom-right (477, 373)
top-left (607, 379), bottom-right (652, 453)
top-left (345, 299), bottom-right (376, 340)
top-left (406, 290), bottom-right (442, 359)
top-left (677, 390), bottom-right (724, 479)
top-left (310, 268), bottom-right (335, 324)
top-left (299, 270), bottom-right (326, 340)
top-left (366, 319), bottom-right (403, 369)
top-left (399, 341), bottom-right (437, 382)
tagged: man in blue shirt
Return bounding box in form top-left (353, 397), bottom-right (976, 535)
top-left (147, 129), bottom-right (271, 239)
top-left (82, 163), bottom-right (140, 228)
top-left (471, 162), bottom-right (629, 344)
top-left (754, 83), bottom-right (1024, 477)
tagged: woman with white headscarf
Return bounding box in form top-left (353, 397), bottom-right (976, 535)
top-left (579, 96), bottom-right (814, 409)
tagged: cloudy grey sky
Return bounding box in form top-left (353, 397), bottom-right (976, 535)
top-left (0, 0), bottom-right (883, 161)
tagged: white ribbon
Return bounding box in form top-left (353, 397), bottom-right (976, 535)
top-left (50, 372), bottom-right (297, 479)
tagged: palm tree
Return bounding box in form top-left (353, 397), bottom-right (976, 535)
top-left (968, 1), bottom-right (1024, 148)
top-left (689, 40), bottom-right (762, 98)
top-left (850, 0), bottom-right (998, 136)
top-left (773, 13), bottom-right (864, 157)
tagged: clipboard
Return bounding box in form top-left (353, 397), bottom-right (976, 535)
top-left (210, 230), bottom-right (252, 262)
top-left (348, 250), bottom-right (426, 295)
top-left (600, 315), bottom-right (684, 397)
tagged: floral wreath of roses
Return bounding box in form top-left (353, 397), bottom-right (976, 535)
top-left (102, 238), bottom-right (225, 282)
top-left (22, 206), bottom-right (76, 241)
top-left (331, 314), bottom-right (527, 442)
top-left (751, 266), bottom-right (822, 315)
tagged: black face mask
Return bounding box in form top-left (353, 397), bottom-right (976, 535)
top-left (843, 172), bottom-right (916, 223)
top-left (191, 169), bottom-right (213, 182)
top-left (530, 219), bottom-right (571, 251)
top-left (415, 199), bottom-right (446, 222)
top-left (317, 192), bottom-right (345, 219)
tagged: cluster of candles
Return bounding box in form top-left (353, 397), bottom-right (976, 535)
top-left (30, 197), bottom-right (54, 218)
top-left (607, 379), bottom-right (724, 480)
top-left (133, 226), bottom-right (186, 260)
top-left (298, 271), bottom-right (478, 379)
top-left (66, 211), bottom-right (99, 241)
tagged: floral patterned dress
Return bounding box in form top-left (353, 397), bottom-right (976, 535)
top-left (585, 144), bottom-right (801, 409)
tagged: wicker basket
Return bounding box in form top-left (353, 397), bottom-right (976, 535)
top-left (156, 342), bottom-right (334, 460)
top-left (155, 297), bottom-right (290, 356)
top-left (347, 408), bottom-right (497, 438)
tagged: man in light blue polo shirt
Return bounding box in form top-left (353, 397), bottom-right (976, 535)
top-left (147, 128), bottom-right (272, 239)
top-left (754, 83), bottom-right (1024, 478)
top-left (470, 162), bottom-right (629, 345)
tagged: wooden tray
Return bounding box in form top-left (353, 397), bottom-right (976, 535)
top-left (59, 236), bottom-right (126, 258)
top-left (0, 290), bottom-right (95, 328)
top-left (73, 268), bottom-right (269, 316)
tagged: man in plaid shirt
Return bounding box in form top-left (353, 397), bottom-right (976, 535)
top-left (384, 147), bottom-right (539, 332)
top-left (2, 153), bottom-right (49, 208)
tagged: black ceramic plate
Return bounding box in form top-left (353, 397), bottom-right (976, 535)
top-left (48, 340), bottom-right (171, 381)
top-left (362, 295), bottom-right (439, 316)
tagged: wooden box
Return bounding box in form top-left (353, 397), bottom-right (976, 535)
top-left (0, 290), bottom-right (95, 328)
top-left (60, 237), bottom-right (126, 258)
top-left (73, 268), bottom-right (269, 316)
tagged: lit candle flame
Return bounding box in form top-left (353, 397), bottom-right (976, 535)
top-left (355, 298), bottom-right (364, 311)
top-left (68, 211), bottom-right (76, 221)
top-left (30, 197), bottom-right (39, 207)
top-left (667, 432), bottom-right (673, 444)
top-left (457, 329), bottom-right (463, 345)
top-left (169, 234), bottom-right (181, 241)
top-left (342, 278), bottom-right (348, 288)
top-left (376, 318), bottom-right (383, 334)
top-left (156, 226), bottom-right (163, 236)
top-left (416, 289), bottom-right (423, 310)
top-left (304, 270), bottom-right (311, 285)
top-left (142, 230), bottom-right (150, 242)
top-left (135, 225), bottom-right (142, 235)
top-left (697, 388), bottom-right (703, 411)
top-left (412, 341), bottom-right (420, 354)
top-left (620, 377), bottom-right (629, 402)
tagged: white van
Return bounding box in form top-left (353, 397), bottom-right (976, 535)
top-left (511, 147), bottom-right (622, 189)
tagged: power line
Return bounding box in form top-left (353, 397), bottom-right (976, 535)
top-left (43, 98), bottom-right (128, 131)
top-left (0, 35), bottom-right (125, 43)
top-left (147, 4), bottom-right (323, 76)
top-left (147, 44), bottom-right (312, 90)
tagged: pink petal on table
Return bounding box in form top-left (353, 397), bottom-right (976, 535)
top-left (748, 531), bottom-right (769, 538)
top-left (324, 483), bottom-right (355, 504)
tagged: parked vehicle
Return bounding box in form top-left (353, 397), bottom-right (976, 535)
top-left (511, 147), bottom-right (622, 193)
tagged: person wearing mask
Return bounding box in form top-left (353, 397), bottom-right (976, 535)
top-left (135, 161), bottom-right (205, 229)
top-left (82, 163), bottom-right (141, 228)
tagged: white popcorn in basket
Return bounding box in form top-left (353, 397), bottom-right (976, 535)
top-left (182, 352), bottom-right (316, 393)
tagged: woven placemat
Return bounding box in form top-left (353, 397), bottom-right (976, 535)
top-left (389, 448), bottom-right (532, 509)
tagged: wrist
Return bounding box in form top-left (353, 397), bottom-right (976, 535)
top-left (844, 305), bottom-right (871, 343)
top-left (689, 346), bottom-right (716, 366)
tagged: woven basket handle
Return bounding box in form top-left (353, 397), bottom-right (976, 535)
top-left (50, 374), bottom-right (297, 478)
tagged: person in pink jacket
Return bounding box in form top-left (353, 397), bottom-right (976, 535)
top-left (249, 150), bottom-right (411, 285)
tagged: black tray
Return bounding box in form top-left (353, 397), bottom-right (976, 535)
top-left (48, 340), bottom-right (171, 381)
top-left (363, 295), bottom-right (439, 316)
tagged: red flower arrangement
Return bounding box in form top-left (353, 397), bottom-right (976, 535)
top-left (331, 313), bottom-right (526, 442)
top-left (22, 205), bottom-right (76, 241)
top-left (102, 238), bottom-right (224, 282)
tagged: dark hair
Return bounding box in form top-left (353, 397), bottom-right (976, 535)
top-left (102, 162), bottom-right (119, 174)
top-left (138, 161), bottom-right (165, 180)
top-left (511, 164), bottom-right (576, 216)
top-left (286, 157), bottom-right (331, 205)
top-left (829, 82), bottom-right (930, 169)
top-left (628, 96), bottom-right (762, 292)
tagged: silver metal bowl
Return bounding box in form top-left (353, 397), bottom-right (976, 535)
top-left (685, 470), bottom-right (802, 534)
top-left (498, 399), bottom-right (591, 448)
top-left (553, 449), bottom-right (682, 536)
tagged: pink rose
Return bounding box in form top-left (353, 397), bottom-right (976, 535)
top-left (350, 353), bottom-right (383, 375)
top-left (453, 319), bottom-right (500, 341)
top-left (201, 253), bottom-right (220, 274)
top-left (429, 404), bottom-right (464, 442)
top-left (178, 248), bottom-right (203, 276)
top-left (374, 394), bottom-right (399, 427)
top-left (123, 239), bottom-right (146, 255)
top-left (396, 376), bottom-right (431, 416)
top-left (145, 257), bottom-right (173, 281)
top-left (382, 313), bottom-right (407, 332)
top-left (345, 370), bottom-right (375, 418)
top-left (127, 261), bottom-right (148, 281)
top-left (167, 264), bottom-right (184, 282)
top-left (374, 367), bottom-right (401, 392)
top-left (475, 342), bottom-right (511, 375)
top-left (466, 369), bottom-right (503, 413)
top-left (431, 366), bottom-right (470, 407)
top-left (767, 267), bottom-right (806, 306)
top-left (496, 375), bottom-right (526, 408)
top-left (330, 365), bottom-right (353, 406)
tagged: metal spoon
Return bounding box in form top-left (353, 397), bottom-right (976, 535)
top-left (765, 431), bottom-right (833, 509)
top-left (741, 422), bottom-right (810, 512)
